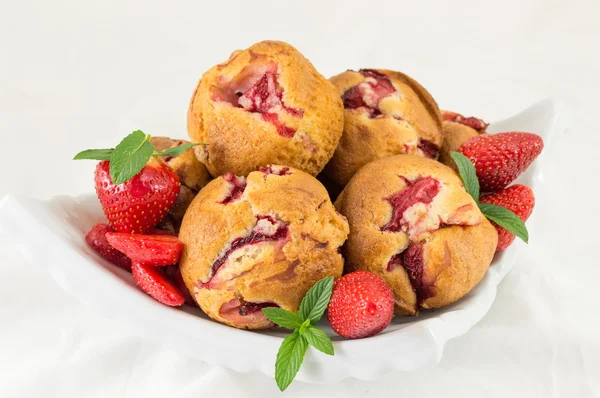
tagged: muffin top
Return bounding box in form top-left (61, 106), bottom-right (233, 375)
top-left (325, 69), bottom-right (443, 185)
top-left (178, 165), bottom-right (349, 326)
top-left (187, 40), bottom-right (343, 177)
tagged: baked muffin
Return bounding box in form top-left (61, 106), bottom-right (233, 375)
top-left (438, 111), bottom-right (488, 168)
top-left (151, 137), bottom-right (212, 233)
top-left (335, 155), bottom-right (497, 316)
top-left (324, 69), bottom-right (443, 185)
top-left (187, 40), bottom-right (344, 177)
top-left (178, 165), bottom-right (349, 329)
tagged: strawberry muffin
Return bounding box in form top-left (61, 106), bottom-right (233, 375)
top-left (178, 165), bottom-right (349, 329)
top-left (335, 155), bottom-right (497, 315)
top-left (151, 137), bottom-right (211, 232)
top-left (187, 41), bottom-right (344, 177)
top-left (324, 69), bottom-right (443, 185)
top-left (438, 111), bottom-right (488, 168)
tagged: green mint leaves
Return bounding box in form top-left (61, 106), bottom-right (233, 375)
top-left (450, 151), bottom-right (480, 200)
top-left (263, 275), bottom-right (335, 391)
top-left (478, 203), bottom-right (529, 243)
top-left (451, 151), bottom-right (528, 243)
top-left (73, 130), bottom-right (205, 185)
top-left (275, 330), bottom-right (308, 391)
top-left (73, 148), bottom-right (114, 161)
top-left (152, 143), bottom-right (199, 158)
top-left (109, 130), bottom-right (154, 185)
top-left (298, 274), bottom-right (334, 323)
top-left (262, 308), bottom-right (303, 330)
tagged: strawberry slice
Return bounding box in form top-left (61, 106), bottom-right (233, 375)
top-left (441, 110), bottom-right (489, 132)
top-left (480, 184), bottom-right (535, 252)
top-left (165, 265), bottom-right (196, 306)
top-left (131, 262), bottom-right (185, 306)
top-left (85, 223), bottom-right (132, 271)
top-left (106, 233), bottom-right (183, 266)
top-left (94, 158), bottom-right (180, 234)
top-left (458, 132), bottom-right (543, 192)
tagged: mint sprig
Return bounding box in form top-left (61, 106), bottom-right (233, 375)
top-left (73, 148), bottom-right (114, 161)
top-left (451, 151), bottom-right (529, 243)
top-left (450, 151), bottom-right (479, 200)
top-left (478, 202), bottom-right (529, 243)
top-left (109, 130), bottom-right (154, 185)
top-left (263, 275), bottom-right (335, 391)
top-left (154, 143), bottom-right (199, 158)
top-left (73, 130), bottom-right (205, 185)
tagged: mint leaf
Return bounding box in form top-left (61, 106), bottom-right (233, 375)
top-left (450, 151), bottom-right (480, 201)
top-left (303, 326), bottom-right (334, 356)
top-left (262, 308), bottom-right (303, 330)
top-left (109, 130), bottom-right (154, 185)
top-left (154, 142), bottom-right (204, 158)
top-left (298, 276), bottom-right (334, 323)
top-left (73, 148), bottom-right (114, 160)
top-left (275, 330), bottom-right (308, 391)
top-left (479, 202), bottom-right (529, 243)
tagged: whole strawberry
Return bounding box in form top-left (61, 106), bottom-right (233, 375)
top-left (459, 132), bottom-right (543, 192)
top-left (327, 270), bottom-right (394, 339)
top-left (480, 184), bottom-right (535, 251)
top-left (94, 158), bottom-right (179, 234)
top-left (75, 130), bottom-right (203, 234)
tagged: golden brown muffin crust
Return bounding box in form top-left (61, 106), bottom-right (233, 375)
top-left (335, 155), bottom-right (497, 315)
top-left (187, 41), bottom-right (343, 178)
top-left (179, 165), bottom-right (349, 329)
top-left (325, 69), bottom-right (443, 185)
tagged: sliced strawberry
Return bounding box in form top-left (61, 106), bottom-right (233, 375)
top-left (106, 232), bottom-right (183, 266)
top-left (458, 132), bottom-right (544, 192)
top-left (480, 184), bottom-right (535, 251)
top-left (94, 158), bottom-right (180, 234)
top-left (131, 262), bottom-right (185, 306)
top-left (170, 266), bottom-right (196, 306)
top-left (441, 110), bottom-right (489, 132)
top-left (85, 223), bottom-right (132, 271)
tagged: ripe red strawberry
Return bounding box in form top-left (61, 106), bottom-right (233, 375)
top-left (94, 158), bottom-right (180, 234)
top-left (85, 223), bottom-right (132, 271)
top-left (106, 232), bottom-right (183, 266)
top-left (441, 110), bottom-right (489, 132)
top-left (458, 132), bottom-right (543, 192)
top-left (480, 184), bottom-right (535, 252)
top-left (165, 265), bottom-right (196, 306)
top-left (131, 262), bottom-right (185, 306)
top-left (327, 270), bottom-right (394, 339)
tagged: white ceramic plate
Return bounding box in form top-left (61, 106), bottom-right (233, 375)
top-left (0, 99), bottom-right (563, 383)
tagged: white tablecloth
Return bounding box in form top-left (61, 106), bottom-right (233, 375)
top-left (1, 0), bottom-right (599, 396)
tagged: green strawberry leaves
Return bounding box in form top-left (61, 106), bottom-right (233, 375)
top-left (74, 130), bottom-right (205, 185)
top-left (451, 151), bottom-right (529, 243)
top-left (263, 275), bottom-right (335, 391)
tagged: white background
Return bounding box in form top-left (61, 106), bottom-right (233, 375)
top-left (1, 0), bottom-right (599, 397)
